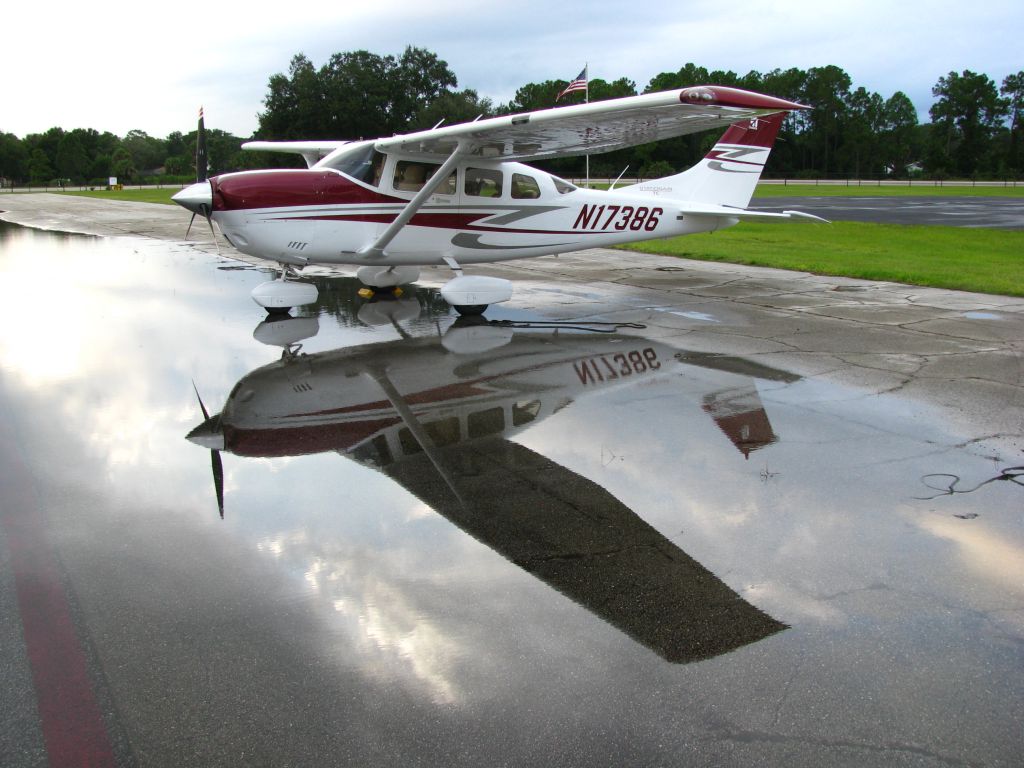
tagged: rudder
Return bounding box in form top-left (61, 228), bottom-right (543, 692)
top-left (627, 112), bottom-right (786, 209)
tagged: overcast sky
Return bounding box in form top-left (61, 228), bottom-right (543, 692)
top-left (4, 0), bottom-right (1021, 139)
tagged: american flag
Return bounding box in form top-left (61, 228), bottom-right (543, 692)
top-left (556, 66), bottom-right (588, 101)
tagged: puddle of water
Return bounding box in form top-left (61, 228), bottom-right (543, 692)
top-left (2, 221), bottom-right (1022, 766)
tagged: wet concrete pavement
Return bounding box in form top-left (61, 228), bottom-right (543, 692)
top-left (0, 195), bottom-right (1022, 766)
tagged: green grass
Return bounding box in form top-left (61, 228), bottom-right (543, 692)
top-left (62, 188), bottom-right (180, 204)
top-left (619, 221), bottom-right (1024, 296)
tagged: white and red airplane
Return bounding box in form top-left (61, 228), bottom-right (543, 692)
top-left (188, 316), bottom-right (792, 661)
top-left (173, 86), bottom-right (821, 315)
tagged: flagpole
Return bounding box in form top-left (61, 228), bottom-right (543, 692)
top-left (584, 63), bottom-right (590, 188)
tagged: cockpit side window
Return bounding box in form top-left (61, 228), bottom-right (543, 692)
top-left (393, 160), bottom-right (456, 195)
top-left (511, 173), bottom-right (541, 199)
top-left (552, 177), bottom-right (577, 194)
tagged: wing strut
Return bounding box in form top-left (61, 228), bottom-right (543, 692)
top-left (364, 369), bottom-right (468, 508)
top-left (359, 142), bottom-right (468, 259)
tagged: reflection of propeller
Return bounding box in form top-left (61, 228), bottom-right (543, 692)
top-left (188, 382), bottom-right (225, 518)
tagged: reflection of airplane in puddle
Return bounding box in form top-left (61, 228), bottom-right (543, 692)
top-left (189, 306), bottom-right (796, 662)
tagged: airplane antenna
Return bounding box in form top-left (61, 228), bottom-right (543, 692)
top-left (609, 165), bottom-right (630, 191)
top-left (472, 114), bottom-right (484, 122)
top-left (432, 118), bottom-right (446, 129)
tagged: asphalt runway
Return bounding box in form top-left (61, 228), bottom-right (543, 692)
top-left (751, 194), bottom-right (1024, 228)
top-left (0, 196), bottom-right (1023, 767)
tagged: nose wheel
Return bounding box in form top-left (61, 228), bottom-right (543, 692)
top-left (251, 266), bottom-right (318, 313)
top-left (451, 304), bottom-right (488, 316)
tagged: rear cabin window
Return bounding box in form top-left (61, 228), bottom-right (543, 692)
top-left (468, 407), bottom-right (505, 439)
top-left (465, 167), bottom-right (503, 197)
top-left (398, 417), bottom-right (460, 455)
top-left (511, 173), bottom-right (541, 199)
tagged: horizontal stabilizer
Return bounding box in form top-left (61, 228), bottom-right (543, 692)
top-left (677, 202), bottom-right (829, 223)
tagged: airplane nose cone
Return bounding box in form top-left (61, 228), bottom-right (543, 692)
top-left (173, 181), bottom-right (213, 213)
top-left (187, 415), bottom-right (225, 451)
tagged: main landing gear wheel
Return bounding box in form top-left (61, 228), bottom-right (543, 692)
top-left (440, 276), bottom-right (513, 317)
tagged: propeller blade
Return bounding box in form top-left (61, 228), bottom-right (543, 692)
top-left (211, 449), bottom-right (224, 519)
top-left (192, 380), bottom-right (210, 420)
top-left (179, 104), bottom-right (210, 240)
top-left (196, 106), bottom-right (208, 183)
top-left (191, 381), bottom-right (225, 517)
top-left (203, 204), bottom-right (221, 254)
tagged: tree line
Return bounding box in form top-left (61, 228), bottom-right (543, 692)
top-left (1, 48), bottom-right (1021, 186)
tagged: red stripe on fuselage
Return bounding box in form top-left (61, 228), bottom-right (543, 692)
top-left (224, 417), bottom-right (402, 457)
top-left (211, 170), bottom-right (404, 212)
top-left (276, 211), bottom-right (586, 237)
top-left (211, 171), bottom-right (579, 234)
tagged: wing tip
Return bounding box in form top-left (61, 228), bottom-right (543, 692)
top-left (680, 86), bottom-right (808, 112)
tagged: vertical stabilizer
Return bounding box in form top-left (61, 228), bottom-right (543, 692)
top-left (626, 112), bottom-right (786, 209)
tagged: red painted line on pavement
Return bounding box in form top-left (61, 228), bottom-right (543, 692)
top-left (1, 415), bottom-right (116, 767)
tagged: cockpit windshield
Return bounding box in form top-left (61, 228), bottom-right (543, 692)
top-left (321, 144), bottom-right (386, 186)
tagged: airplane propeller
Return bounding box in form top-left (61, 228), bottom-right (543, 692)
top-left (184, 201), bottom-right (220, 253)
top-left (188, 382), bottom-right (225, 518)
top-left (181, 107), bottom-right (220, 253)
top-left (196, 106), bottom-right (208, 183)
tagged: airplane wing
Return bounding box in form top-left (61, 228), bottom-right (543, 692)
top-left (374, 86), bottom-right (806, 162)
top-left (241, 140), bottom-right (353, 168)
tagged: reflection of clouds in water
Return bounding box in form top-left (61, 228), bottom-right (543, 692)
top-left (919, 516), bottom-right (1024, 597)
top-left (0, 231), bottom-right (273, 507)
top-left (0, 233), bottom-right (112, 383)
top-left (742, 582), bottom-right (845, 625)
top-left (253, 522), bottom-right (489, 705)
